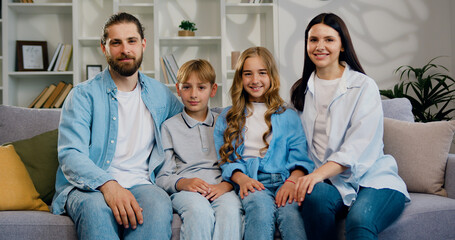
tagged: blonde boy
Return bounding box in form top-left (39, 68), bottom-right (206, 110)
top-left (156, 59), bottom-right (243, 240)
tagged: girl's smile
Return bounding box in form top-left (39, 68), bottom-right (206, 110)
top-left (242, 56), bottom-right (271, 102)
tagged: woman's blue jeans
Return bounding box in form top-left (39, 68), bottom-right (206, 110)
top-left (241, 172), bottom-right (307, 240)
top-left (66, 184), bottom-right (173, 240)
top-left (300, 182), bottom-right (405, 240)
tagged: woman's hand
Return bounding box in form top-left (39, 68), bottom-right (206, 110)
top-left (295, 172), bottom-right (325, 205)
top-left (295, 161), bottom-right (348, 205)
top-left (231, 171), bottom-right (265, 199)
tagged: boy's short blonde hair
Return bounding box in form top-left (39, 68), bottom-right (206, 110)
top-left (177, 59), bottom-right (216, 85)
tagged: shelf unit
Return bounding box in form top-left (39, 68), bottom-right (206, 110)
top-left (0, 15), bottom-right (3, 104)
top-left (1, 0), bottom-right (277, 108)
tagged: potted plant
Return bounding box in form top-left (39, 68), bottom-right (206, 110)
top-left (178, 20), bottom-right (197, 36)
top-left (380, 56), bottom-right (455, 122)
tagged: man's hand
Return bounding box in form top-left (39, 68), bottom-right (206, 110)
top-left (231, 171), bottom-right (265, 199)
top-left (98, 180), bottom-right (143, 229)
top-left (205, 182), bottom-right (233, 201)
top-left (176, 178), bottom-right (211, 196)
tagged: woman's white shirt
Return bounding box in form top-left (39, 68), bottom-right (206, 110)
top-left (313, 75), bottom-right (341, 161)
top-left (298, 63), bottom-right (410, 206)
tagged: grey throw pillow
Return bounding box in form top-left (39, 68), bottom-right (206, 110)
top-left (383, 118), bottom-right (455, 196)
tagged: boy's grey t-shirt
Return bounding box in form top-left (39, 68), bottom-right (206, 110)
top-left (156, 108), bottom-right (222, 194)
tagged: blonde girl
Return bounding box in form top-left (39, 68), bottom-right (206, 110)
top-left (213, 46), bottom-right (314, 240)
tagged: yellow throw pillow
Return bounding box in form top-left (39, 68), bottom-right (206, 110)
top-left (0, 145), bottom-right (49, 211)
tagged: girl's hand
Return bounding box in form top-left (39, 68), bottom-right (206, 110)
top-left (176, 178), bottom-right (211, 196)
top-left (275, 180), bottom-right (296, 207)
top-left (295, 172), bottom-right (324, 206)
top-left (205, 182), bottom-right (233, 201)
top-left (231, 171), bottom-right (265, 199)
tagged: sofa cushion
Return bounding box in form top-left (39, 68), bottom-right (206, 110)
top-left (0, 145), bottom-right (49, 211)
top-left (381, 98), bottom-right (414, 122)
top-left (379, 193), bottom-right (455, 239)
top-left (10, 129), bottom-right (59, 205)
top-left (0, 105), bottom-right (61, 145)
top-left (0, 211), bottom-right (77, 240)
top-left (383, 118), bottom-right (455, 196)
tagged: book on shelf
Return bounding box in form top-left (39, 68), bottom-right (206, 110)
top-left (33, 84), bottom-right (56, 108)
top-left (43, 81), bottom-right (66, 108)
top-left (159, 57), bottom-right (169, 84)
top-left (28, 86), bottom-right (48, 108)
top-left (57, 44), bottom-right (73, 71)
top-left (47, 43), bottom-right (63, 71)
top-left (53, 44), bottom-right (66, 71)
top-left (162, 54), bottom-right (179, 84)
top-left (52, 83), bottom-right (73, 108)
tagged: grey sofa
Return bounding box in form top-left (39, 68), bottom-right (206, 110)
top-left (1, 98), bottom-right (454, 240)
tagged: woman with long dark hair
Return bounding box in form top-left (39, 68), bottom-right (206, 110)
top-left (291, 13), bottom-right (410, 240)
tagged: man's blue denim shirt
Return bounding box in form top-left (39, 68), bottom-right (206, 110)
top-left (52, 68), bottom-right (183, 215)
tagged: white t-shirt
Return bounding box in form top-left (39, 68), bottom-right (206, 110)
top-left (243, 102), bottom-right (272, 159)
top-left (313, 75), bottom-right (341, 160)
top-left (107, 83), bottom-right (155, 188)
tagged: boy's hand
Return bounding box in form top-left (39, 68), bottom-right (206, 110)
top-left (99, 180), bottom-right (143, 230)
top-left (231, 171), bottom-right (265, 199)
top-left (275, 180), bottom-right (295, 207)
top-left (176, 178), bottom-right (211, 196)
top-left (205, 182), bottom-right (233, 201)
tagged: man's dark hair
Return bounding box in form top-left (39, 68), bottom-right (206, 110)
top-left (101, 12), bottom-right (144, 45)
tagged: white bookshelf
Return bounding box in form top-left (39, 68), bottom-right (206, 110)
top-left (1, 0), bottom-right (277, 107)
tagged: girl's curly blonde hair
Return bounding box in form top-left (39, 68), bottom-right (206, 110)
top-left (219, 47), bottom-right (285, 164)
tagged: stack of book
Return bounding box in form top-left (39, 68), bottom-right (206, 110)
top-left (47, 43), bottom-right (73, 72)
top-left (160, 54), bottom-right (179, 84)
top-left (28, 82), bottom-right (73, 108)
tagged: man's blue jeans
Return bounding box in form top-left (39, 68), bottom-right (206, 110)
top-left (241, 172), bottom-right (307, 240)
top-left (171, 190), bottom-right (243, 240)
top-left (300, 182), bottom-right (405, 240)
top-left (66, 184), bottom-right (173, 240)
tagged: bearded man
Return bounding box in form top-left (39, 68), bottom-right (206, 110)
top-left (52, 12), bottom-right (183, 240)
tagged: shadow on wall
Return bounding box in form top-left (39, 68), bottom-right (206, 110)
top-left (278, 0), bottom-right (454, 99)
top-left (278, 0), bottom-right (455, 152)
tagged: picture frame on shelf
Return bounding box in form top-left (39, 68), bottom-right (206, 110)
top-left (16, 41), bottom-right (49, 71)
top-left (86, 64), bottom-right (103, 80)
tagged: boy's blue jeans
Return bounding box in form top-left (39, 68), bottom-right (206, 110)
top-left (66, 184), bottom-right (173, 240)
top-left (171, 190), bottom-right (243, 240)
top-left (300, 182), bottom-right (405, 240)
top-left (241, 172), bottom-right (307, 240)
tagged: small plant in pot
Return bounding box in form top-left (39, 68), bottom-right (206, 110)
top-left (178, 20), bottom-right (197, 36)
top-left (380, 56), bottom-right (455, 122)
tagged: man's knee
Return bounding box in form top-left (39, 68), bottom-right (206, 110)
top-left (68, 190), bottom-right (113, 220)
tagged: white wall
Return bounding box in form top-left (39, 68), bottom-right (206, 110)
top-left (277, 0), bottom-right (455, 152)
top-left (277, 0), bottom-right (454, 102)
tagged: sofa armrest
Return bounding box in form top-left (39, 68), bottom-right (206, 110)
top-left (446, 153), bottom-right (455, 199)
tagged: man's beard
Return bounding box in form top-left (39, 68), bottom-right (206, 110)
top-left (107, 53), bottom-right (143, 77)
